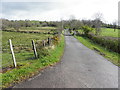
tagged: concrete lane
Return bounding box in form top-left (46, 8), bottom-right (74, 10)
top-left (14, 35), bottom-right (118, 88)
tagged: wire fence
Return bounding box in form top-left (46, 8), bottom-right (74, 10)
top-left (2, 35), bottom-right (59, 69)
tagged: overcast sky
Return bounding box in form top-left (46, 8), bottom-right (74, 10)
top-left (1, 0), bottom-right (119, 23)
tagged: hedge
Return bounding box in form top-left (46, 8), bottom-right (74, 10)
top-left (87, 34), bottom-right (119, 53)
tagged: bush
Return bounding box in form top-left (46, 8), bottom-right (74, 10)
top-left (87, 34), bottom-right (119, 53)
top-left (35, 35), bottom-right (61, 59)
top-left (52, 35), bottom-right (60, 45)
top-left (36, 41), bottom-right (49, 58)
top-left (37, 48), bottom-right (49, 58)
top-left (82, 25), bottom-right (93, 35)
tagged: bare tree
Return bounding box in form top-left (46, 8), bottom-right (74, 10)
top-left (93, 12), bottom-right (103, 35)
top-left (69, 15), bottom-right (76, 21)
top-left (1, 19), bottom-right (10, 30)
top-left (112, 20), bottom-right (117, 32)
top-left (69, 15), bottom-right (76, 30)
top-left (13, 21), bottom-right (20, 31)
top-left (57, 18), bottom-right (63, 35)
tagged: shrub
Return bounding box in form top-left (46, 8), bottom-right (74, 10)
top-left (52, 35), bottom-right (60, 45)
top-left (82, 25), bottom-right (93, 35)
top-left (87, 34), bottom-right (119, 53)
top-left (37, 48), bottom-right (49, 58)
top-left (36, 41), bottom-right (49, 58)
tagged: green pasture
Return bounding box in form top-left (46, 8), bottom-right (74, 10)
top-left (2, 31), bottom-right (51, 68)
top-left (91, 28), bottom-right (119, 37)
top-left (78, 28), bottom-right (119, 37)
top-left (20, 26), bottom-right (56, 30)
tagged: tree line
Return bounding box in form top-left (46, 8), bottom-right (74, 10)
top-left (1, 19), bottom-right (59, 31)
top-left (1, 16), bottom-right (119, 35)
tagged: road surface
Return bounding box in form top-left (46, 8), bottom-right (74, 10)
top-left (14, 32), bottom-right (118, 88)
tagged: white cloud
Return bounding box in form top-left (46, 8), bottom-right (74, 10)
top-left (1, 0), bottom-right (119, 23)
top-left (60, 0), bottom-right (119, 23)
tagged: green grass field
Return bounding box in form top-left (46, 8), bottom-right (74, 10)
top-left (2, 31), bottom-right (51, 68)
top-left (20, 27), bottom-right (56, 33)
top-left (100, 28), bottom-right (119, 37)
top-left (2, 31), bottom-right (50, 47)
top-left (92, 28), bottom-right (119, 37)
top-left (20, 26), bottom-right (56, 30)
top-left (7, 27), bottom-right (56, 31)
top-left (78, 28), bottom-right (119, 37)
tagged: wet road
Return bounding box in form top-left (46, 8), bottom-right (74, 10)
top-left (14, 35), bottom-right (118, 88)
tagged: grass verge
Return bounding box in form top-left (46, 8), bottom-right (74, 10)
top-left (2, 35), bottom-right (65, 88)
top-left (75, 35), bottom-right (119, 66)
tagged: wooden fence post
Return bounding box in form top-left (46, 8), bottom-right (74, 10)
top-left (48, 37), bottom-right (50, 45)
top-left (32, 40), bottom-right (38, 58)
top-left (9, 39), bottom-right (17, 67)
top-left (43, 40), bottom-right (45, 47)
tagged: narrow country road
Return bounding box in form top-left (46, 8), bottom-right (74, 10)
top-left (14, 31), bottom-right (118, 88)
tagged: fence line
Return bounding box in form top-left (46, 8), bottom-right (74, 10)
top-left (2, 29), bottom-right (57, 35)
top-left (2, 36), bottom-right (56, 68)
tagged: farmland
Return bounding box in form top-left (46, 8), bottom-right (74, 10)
top-left (92, 28), bottom-right (119, 37)
top-left (2, 30), bottom-right (51, 68)
top-left (78, 28), bottom-right (119, 38)
top-left (2, 26), bottom-right (65, 88)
